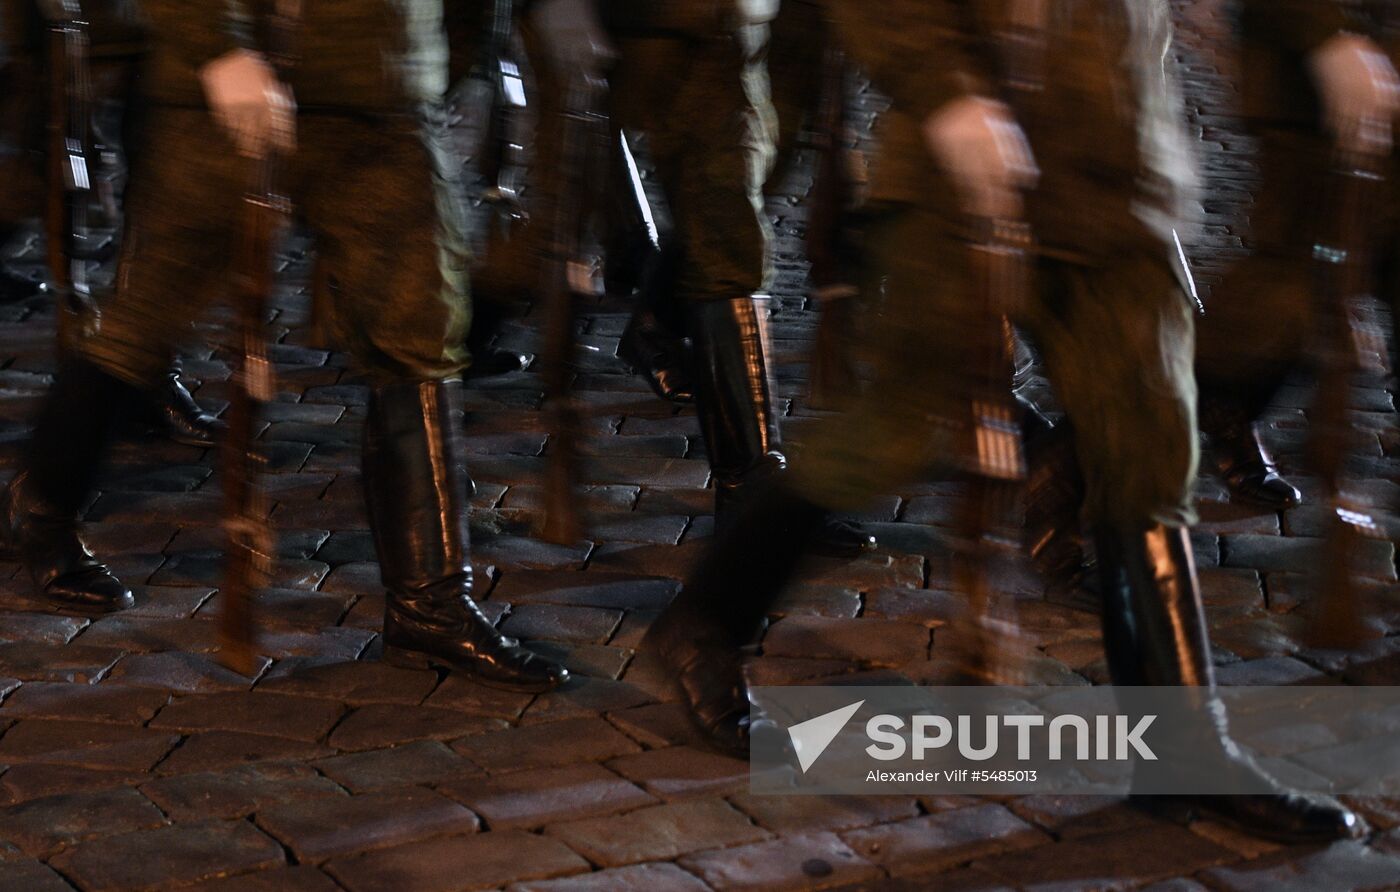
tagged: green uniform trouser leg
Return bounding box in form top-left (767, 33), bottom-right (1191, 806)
top-left (609, 30), bottom-right (774, 302)
top-left (791, 203), bottom-right (1199, 532)
top-left (80, 107), bottom-right (470, 387)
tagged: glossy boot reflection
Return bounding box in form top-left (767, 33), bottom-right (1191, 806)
top-left (365, 379), bottom-right (567, 692)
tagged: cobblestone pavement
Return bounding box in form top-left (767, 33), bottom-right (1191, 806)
top-left (0, 7), bottom-right (1399, 892)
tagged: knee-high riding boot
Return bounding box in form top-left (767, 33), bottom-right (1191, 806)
top-left (1, 357), bottom-right (133, 612)
top-left (1095, 523), bottom-right (1362, 842)
top-left (365, 379), bottom-right (567, 693)
top-left (688, 295), bottom-right (875, 553)
top-left (645, 476), bottom-right (824, 755)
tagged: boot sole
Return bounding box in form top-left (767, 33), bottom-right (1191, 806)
top-left (381, 644), bottom-right (566, 694)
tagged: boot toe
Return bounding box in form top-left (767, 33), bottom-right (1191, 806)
top-left (46, 567), bottom-right (134, 613)
top-left (810, 519), bottom-right (878, 557)
top-left (1199, 792), bottom-right (1366, 843)
top-left (1227, 466), bottom-right (1302, 510)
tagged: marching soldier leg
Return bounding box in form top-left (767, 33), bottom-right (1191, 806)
top-left (647, 204), bottom-right (972, 751)
top-left (1033, 253), bottom-right (1359, 842)
top-left (1195, 127), bottom-right (1321, 509)
top-left (3, 106), bottom-right (241, 612)
top-left (301, 115), bottom-right (566, 692)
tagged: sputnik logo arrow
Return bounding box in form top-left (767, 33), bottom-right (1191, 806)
top-left (788, 700), bottom-right (865, 773)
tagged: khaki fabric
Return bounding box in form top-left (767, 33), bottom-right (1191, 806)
top-left (791, 203), bottom-right (1199, 529)
top-left (606, 25), bottom-right (775, 299)
top-left (81, 107), bottom-right (470, 385)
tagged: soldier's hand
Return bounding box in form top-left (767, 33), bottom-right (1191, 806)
top-left (199, 49), bottom-right (298, 159)
top-left (1309, 32), bottom-right (1400, 156)
top-left (922, 96), bottom-right (1038, 220)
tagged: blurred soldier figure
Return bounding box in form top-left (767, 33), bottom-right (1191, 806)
top-left (0, 0), bottom-right (568, 692)
top-left (645, 0), bottom-right (1364, 842)
top-left (1194, 1), bottom-right (1400, 509)
top-left (595, 0), bottom-right (874, 552)
top-left (0, 0), bottom-right (224, 446)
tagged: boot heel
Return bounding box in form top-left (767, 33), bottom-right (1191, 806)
top-left (382, 645), bottom-right (436, 671)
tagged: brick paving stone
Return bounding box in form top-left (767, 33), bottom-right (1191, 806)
top-left (976, 824), bottom-right (1234, 889)
top-left (0, 720), bottom-right (178, 771)
top-left (141, 762), bottom-right (344, 821)
top-left (792, 553), bottom-right (926, 591)
top-left (474, 536), bottom-right (593, 571)
top-left (0, 859), bottom-right (78, 892)
top-left (728, 793), bottom-right (920, 835)
top-left (197, 589), bottom-right (354, 632)
top-left (840, 804), bottom-right (1049, 878)
top-left (498, 604), bottom-right (624, 644)
top-left (678, 831), bottom-right (884, 891)
top-left (124, 586), bottom-right (218, 619)
top-left (255, 659), bottom-right (438, 705)
top-left (452, 716), bottom-right (641, 772)
top-left (74, 616), bottom-right (218, 654)
top-left (0, 642), bottom-right (125, 683)
top-left (149, 691), bottom-right (345, 742)
top-left (314, 740), bottom-right (481, 792)
top-left (318, 561), bottom-right (381, 594)
top-left (49, 819), bottom-right (285, 892)
top-left (324, 830), bottom-right (588, 892)
top-left (518, 677), bottom-right (657, 725)
top-left (254, 626), bottom-right (375, 661)
top-left (762, 616), bottom-right (930, 666)
top-left (526, 641), bottom-right (633, 679)
top-left (0, 612), bottom-right (88, 645)
top-left (0, 786), bottom-right (166, 856)
top-left (605, 702), bottom-right (706, 749)
top-left (545, 799), bottom-right (770, 867)
top-left (604, 745), bottom-right (748, 800)
top-left (155, 731), bottom-right (335, 775)
top-left (106, 651), bottom-right (268, 693)
top-left (440, 762), bottom-right (654, 829)
top-left (771, 584), bottom-right (862, 619)
top-left (507, 862), bottom-right (710, 892)
top-left (0, 764), bottom-right (143, 803)
top-left (1222, 535), bottom-right (1397, 580)
top-left (1007, 795), bottom-right (1153, 840)
top-left (422, 674), bottom-right (535, 720)
top-left (1213, 656), bottom-right (1327, 686)
top-left (329, 703), bottom-right (508, 751)
top-left (489, 570), bottom-right (679, 610)
top-left (256, 788), bottom-right (478, 862)
top-left (0, 682), bottom-right (170, 724)
top-left (186, 865), bottom-right (342, 891)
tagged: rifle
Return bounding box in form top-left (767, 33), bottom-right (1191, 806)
top-left (951, 217), bottom-right (1032, 684)
top-left (1306, 145), bottom-right (1389, 649)
top-left (218, 0), bottom-right (300, 675)
top-left (43, 0), bottom-right (100, 348)
top-left (539, 68), bottom-right (608, 544)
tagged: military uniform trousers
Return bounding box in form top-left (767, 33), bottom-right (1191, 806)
top-left (605, 27), bottom-right (776, 301)
top-left (791, 202), bottom-right (1200, 531)
top-left (80, 105), bottom-right (471, 387)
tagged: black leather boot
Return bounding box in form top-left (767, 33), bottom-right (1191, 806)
top-left (365, 379), bottom-right (567, 692)
top-left (618, 242), bottom-right (694, 403)
top-left (690, 296), bottom-right (875, 554)
top-left (1203, 401), bottom-right (1301, 510)
top-left (645, 477), bottom-right (824, 755)
top-left (1022, 400), bottom-right (1090, 593)
top-left (151, 360), bottom-right (225, 447)
top-left (1, 358), bottom-right (132, 612)
top-left (1096, 523), bottom-right (1363, 843)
